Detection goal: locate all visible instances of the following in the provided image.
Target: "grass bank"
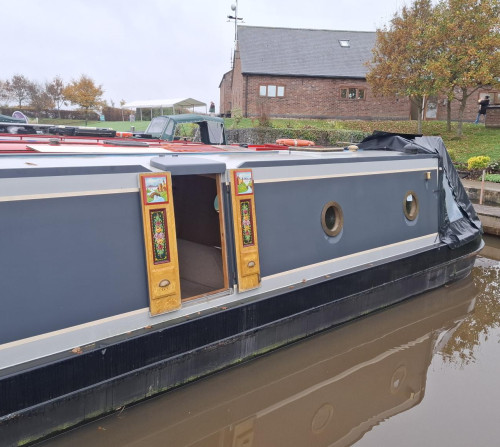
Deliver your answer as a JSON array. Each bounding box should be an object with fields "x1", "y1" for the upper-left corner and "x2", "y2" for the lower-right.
[
  {"x1": 38, "y1": 119, "x2": 150, "y2": 132},
  {"x1": 225, "y1": 118, "x2": 500, "y2": 163}
]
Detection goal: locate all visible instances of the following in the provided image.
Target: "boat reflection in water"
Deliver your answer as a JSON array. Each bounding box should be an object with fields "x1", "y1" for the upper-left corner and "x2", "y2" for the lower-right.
[{"x1": 42, "y1": 275, "x2": 478, "y2": 447}]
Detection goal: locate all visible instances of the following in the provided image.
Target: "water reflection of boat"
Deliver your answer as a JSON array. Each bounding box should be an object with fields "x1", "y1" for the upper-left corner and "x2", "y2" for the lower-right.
[{"x1": 40, "y1": 277, "x2": 476, "y2": 447}]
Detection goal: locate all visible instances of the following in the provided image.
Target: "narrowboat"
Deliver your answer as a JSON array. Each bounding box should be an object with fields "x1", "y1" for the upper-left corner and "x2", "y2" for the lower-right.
[{"x1": 0, "y1": 129, "x2": 482, "y2": 445}]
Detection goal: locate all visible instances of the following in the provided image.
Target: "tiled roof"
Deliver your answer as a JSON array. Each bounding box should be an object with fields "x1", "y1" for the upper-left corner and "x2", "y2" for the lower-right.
[{"x1": 238, "y1": 26, "x2": 376, "y2": 78}]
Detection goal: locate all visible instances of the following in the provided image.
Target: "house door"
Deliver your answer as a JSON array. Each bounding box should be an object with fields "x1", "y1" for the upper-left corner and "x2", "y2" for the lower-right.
[
  {"x1": 425, "y1": 96, "x2": 438, "y2": 120},
  {"x1": 410, "y1": 100, "x2": 419, "y2": 120}
]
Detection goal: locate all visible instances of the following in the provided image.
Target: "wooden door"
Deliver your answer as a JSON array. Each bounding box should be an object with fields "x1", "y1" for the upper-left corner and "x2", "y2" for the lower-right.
[
  {"x1": 139, "y1": 172, "x2": 181, "y2": 315},
  {"x1": 230, "y1": 169, "x2": 261, "y2": 292}
]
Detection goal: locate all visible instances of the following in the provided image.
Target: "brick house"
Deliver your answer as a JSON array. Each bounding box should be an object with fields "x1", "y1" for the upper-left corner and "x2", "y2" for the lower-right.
[{"x1": 219, "y1": 25, "x2": 498, "y2": 121}]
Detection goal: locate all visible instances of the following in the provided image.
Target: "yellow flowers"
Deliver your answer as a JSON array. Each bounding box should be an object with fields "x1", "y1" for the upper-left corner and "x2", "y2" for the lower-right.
[{"x1": 467, "y1": 156, "x2": 491, "y2": 170}]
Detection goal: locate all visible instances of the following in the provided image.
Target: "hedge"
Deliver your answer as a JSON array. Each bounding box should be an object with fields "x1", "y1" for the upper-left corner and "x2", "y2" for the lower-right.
[{"x1": 226, "y1": 128, "x2": 369, "y2": 145}]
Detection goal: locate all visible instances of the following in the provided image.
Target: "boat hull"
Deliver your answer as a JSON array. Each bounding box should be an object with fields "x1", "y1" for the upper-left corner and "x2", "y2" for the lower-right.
[{"x1": 0, "y1": 235, "x2": 481, "y2": 446}]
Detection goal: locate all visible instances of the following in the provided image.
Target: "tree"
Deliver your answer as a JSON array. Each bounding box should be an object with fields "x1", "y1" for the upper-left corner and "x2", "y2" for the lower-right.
[
  {"x1": 431, "y1": 0, "x2": 500, "y2": 136},
  {"x1": 29, "y1": 83, "x2": 55, "y2": 118},
  {"x1": 46, "y1": 76, "x2": 66, "y2": 119},
  {"x1": 7, "y1": 74, "x2": 34, "y2": 109},
  {"x1": 367, "y1": 0, "x2": 500, "y2": 136},
  {"x1": 120, "y1": 99, "x2": 126, "y2": 121},
  {"x1": 0, "y1": 79, "x2": 12, "y2": 106},
  {"x1": 63, "y1": 75, "x2": 105, "y2": 125},
  {"x1": 366, "y1": 0, "x2": 439, "y2": 133}
]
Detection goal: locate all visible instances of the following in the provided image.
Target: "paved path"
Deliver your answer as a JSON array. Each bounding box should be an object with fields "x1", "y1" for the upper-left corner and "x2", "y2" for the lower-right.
[
  {"x1": 462, "y1": 179, "x2": 500, "y2": 194},
  {"x1": 461, "y1": 179, "x2": 500, "y2": 236}
]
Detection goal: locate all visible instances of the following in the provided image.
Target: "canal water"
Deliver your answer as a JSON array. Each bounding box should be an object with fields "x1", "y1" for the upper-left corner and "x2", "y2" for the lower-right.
[{"x1": 40, "y1": 236, "x2": 500, "y2": 447}]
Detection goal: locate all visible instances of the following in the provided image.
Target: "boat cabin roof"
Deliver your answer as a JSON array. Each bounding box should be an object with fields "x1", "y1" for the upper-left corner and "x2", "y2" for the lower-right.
[{"x1": 0, "y1": 142, "x2": 437, "y2": 175}]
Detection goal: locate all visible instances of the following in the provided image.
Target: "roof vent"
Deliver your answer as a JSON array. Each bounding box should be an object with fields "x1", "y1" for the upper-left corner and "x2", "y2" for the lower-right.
[{"x1": 339, "y1": 40, "x2": 350, "y2": 48}]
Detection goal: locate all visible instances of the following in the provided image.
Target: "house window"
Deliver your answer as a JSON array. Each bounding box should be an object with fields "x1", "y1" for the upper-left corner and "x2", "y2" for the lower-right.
[
  {"x1": 259, "y1": 85, "x2": 285, "y2": 98},
  {"x1": 340, "y1": 87, "x2": 365, "y2": 100},
  {"x1": 339, "y1": 40, "x2": 350, "y2": 48},
  {"x1": 480, "y1": 91, "x2": 499, "y2": 104}
]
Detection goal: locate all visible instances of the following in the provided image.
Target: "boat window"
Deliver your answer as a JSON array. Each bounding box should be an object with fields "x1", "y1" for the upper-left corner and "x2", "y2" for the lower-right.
[
  {"x1": 165, "y1": 119, "x2": 175, "y2": 137},
  {"x1": 403, "y1": 191, "x2": 419, "y2": 221},
  {"x1": 321, "y1": 202, "x2": 343, "y2": 237},
  {"x1": 174, "y1": 123, "x2": 196, "y2": 140},
  {"x1": 146, "y1": 116, "x2": 169, "y2": 137}
]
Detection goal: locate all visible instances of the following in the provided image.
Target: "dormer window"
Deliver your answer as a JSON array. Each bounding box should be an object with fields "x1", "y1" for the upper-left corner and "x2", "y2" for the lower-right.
[{"x1": 339, "y1": 40, "x2": 350, "y2": 48}]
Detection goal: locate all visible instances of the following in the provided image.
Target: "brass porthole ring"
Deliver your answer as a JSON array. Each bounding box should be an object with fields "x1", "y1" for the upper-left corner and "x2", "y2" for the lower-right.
[
  {"x1": 403, "y1": 191, "x2": 419, "y2": 221},
  {"x1": 321, "y1": 201, "x2": 343, "y2": 237}
]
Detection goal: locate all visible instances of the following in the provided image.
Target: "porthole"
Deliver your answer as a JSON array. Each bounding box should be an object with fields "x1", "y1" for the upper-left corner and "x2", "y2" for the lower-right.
[
  {"x1": 311, "y1": 403, "x2": 334, "y2": 434},
  {"x1": 390, "y1": 365, "x2": 407, "y2": 394},
  {"x1": 403, "y1": 191, "x2": 419, "y2": 221},
  {"x1": 321, "y1": 201, "x2": 343, "y2": 237}
]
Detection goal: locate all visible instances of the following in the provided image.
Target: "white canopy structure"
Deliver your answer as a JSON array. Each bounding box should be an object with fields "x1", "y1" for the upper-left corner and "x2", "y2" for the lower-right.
[{"x1": 122, "y1": 98, "x2": 207, "y2": 119}]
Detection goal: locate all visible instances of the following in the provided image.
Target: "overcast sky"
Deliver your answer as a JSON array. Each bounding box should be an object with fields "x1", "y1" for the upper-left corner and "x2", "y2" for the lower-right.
[{"x1": 2, "y1": 0, "x2": 408, "y2": 111}]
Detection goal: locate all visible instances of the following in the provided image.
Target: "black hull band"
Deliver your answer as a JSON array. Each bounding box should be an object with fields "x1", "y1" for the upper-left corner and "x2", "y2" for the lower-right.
[{"x1": 0, "y1": 236, "x2": 482, "y2": 445}]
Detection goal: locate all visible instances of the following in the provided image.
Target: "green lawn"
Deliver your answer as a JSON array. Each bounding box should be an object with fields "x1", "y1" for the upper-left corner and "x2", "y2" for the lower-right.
[
  {"x1": 336, "y1": 120, "x2": 500, "y2": 164},
  {"x1": 38, "y1": 117, "x2": 499, "y2": 164},
  {"x1": 38, "y1": 118, "x2": 150, "y2": 132}
]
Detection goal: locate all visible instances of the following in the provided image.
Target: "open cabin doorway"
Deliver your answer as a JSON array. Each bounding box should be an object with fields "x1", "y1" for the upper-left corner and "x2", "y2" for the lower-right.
[{"x1": 171, "y1": 174, "x2": 228, "y2": 300}]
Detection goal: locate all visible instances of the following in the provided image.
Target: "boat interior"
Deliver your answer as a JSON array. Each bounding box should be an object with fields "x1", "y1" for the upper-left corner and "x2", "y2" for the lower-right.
[{"x1": 172, "y1": 174, "x2": 227, "y2": 300}]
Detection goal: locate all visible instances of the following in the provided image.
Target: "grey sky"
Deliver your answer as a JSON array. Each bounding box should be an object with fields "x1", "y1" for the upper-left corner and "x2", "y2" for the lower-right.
[{"x1": 2, "y1": 0, "x2": 407, "y2": 111}]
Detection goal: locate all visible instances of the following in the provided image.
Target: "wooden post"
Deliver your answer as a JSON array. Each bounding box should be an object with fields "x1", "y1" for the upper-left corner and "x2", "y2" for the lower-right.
[{"x1": 480, "y1": 169, "x2": 485, "y2": 205}]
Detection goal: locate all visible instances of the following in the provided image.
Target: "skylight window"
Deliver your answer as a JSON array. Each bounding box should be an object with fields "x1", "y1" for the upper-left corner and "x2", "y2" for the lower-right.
[{"x1": 339, "y1": 40, "x2": 350, "y2": 48}]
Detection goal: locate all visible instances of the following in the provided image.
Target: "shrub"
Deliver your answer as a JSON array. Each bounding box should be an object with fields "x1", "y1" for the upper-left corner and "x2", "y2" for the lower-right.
[
  {"x1": 230, "y1": 108, "x2": 243, "y2": 128},
  {"x1": 467, "y1": 156, "x2": 491, "y2": 170},
  {"x1": 256, "y1": 104, "x2": 272, "y2": 128},
  {"x1": 484, "y1": 173, "x2": 500, "y2": 183},
  {"x1": 488, "y1": 160, "x2": 500, "y2": 173}
]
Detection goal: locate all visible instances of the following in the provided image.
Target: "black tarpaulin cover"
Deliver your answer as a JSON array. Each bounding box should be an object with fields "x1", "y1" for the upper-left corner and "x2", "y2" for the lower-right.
[{"x1": 358, "y1": 131, "x2": 482, "y2": 249}]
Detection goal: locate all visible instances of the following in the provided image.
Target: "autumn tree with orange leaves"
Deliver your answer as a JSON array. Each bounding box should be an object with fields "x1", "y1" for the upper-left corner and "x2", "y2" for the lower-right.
[
  {"x1": 431, "y1": 0, "x2": 500, "y2": 136},
  {"x1": 367, "y1": 0, "x2": 439, "y2": 134},
  {"x1": 63, "y1": 75, "x2": 105, "y2": 125},
  {"x1": 367, "y1": 0, "x2": 500, "y2": 136}
]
